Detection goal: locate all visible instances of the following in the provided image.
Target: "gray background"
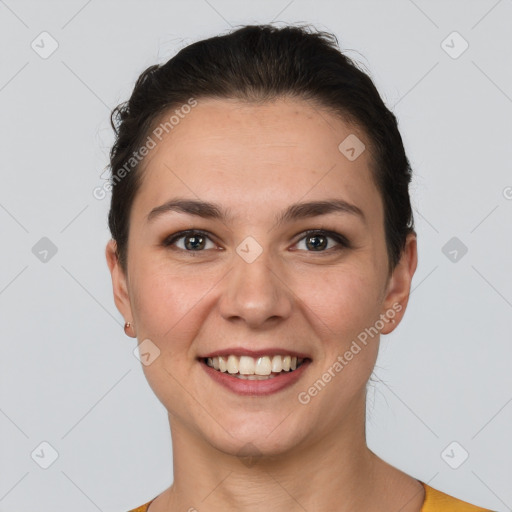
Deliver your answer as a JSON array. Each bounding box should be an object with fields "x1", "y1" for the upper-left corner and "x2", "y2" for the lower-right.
[{"x1": 1, "y1": 0, "x2": 511, "y2": 510}]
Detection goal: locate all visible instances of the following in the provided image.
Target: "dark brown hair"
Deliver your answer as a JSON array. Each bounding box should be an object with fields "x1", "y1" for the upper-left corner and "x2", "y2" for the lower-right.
[{"x1": 107, "y1": 24, "x2": 415, "y2": 273}]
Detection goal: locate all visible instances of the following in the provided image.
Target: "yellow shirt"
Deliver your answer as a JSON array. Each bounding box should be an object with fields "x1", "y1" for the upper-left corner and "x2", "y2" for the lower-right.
[{"x1": 126, "y1": 481, "x2": 495, "y2": 511}]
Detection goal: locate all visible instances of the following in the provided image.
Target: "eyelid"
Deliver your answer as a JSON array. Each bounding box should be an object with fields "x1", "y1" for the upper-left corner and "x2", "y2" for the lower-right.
[
  {"x1": 162, "y1": 229, "x2": 218, "y2": 249},
  {"x1": 162, "y1": 228, "x2": 350, "y2": 253},
  {"x1": 293, "y1": 229, "x2": 351, "y2": 251}
]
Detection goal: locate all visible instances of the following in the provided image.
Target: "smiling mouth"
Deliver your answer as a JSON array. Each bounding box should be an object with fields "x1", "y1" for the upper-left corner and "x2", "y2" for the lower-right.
[{"x1": 202, "y1": 354, "x2": 308, "y2": 380}]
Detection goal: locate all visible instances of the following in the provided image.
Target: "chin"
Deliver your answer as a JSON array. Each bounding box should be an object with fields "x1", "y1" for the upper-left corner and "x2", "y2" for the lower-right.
[
  {"x1": 198, "y1": 411, "x2": 309, "y2": 460},
  {"x1": 210, "y1": 433, "x2": 302, "y2": 462}
]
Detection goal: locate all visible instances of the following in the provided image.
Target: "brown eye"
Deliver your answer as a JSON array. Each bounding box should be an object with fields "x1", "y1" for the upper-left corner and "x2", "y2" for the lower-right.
[
  {"x1": 294, "y1": 230, "x2": 349, "y2": 252},
  {"x1": 163, "y1": 230, "x2": 216, "y2": 252}
]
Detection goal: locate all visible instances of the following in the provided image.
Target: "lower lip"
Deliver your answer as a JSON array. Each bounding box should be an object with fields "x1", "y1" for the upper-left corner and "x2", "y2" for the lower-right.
[{"x1": 200, "y1": 359, "x2": 311, "y2": 396}]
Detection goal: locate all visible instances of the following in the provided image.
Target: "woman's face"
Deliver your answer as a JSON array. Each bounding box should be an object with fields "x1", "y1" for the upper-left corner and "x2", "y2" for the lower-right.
[{"x1": 107, "y1": 96, "x2": 417, "y2": 457}]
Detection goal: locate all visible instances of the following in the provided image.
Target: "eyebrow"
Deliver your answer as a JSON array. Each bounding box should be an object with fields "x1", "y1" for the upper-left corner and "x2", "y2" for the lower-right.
[{"x1": 146, "y1": 197, "x2": 366, "y2": 226}]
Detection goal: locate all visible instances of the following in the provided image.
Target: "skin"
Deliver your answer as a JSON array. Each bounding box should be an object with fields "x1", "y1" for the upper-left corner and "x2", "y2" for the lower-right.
[{"x1": 106, "y1": 96, "x2": 422, "y2": 511}]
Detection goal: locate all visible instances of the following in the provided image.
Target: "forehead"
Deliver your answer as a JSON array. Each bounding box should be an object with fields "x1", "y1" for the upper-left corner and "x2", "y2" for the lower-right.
[{"x1": 132, "y1": 97, "x2": 382, "y2": 228}]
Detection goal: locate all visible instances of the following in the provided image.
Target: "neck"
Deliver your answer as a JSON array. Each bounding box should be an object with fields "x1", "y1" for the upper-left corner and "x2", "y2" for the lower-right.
[{"x1": 162, "y1": 392, "x2": 404, "y2": 511}]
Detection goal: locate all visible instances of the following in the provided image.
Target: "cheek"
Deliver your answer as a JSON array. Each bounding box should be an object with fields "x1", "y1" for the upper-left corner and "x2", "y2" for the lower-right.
[
  {"x1": 130, "y1": 254, "x2": 384, "y2": 349},
  {"x1": 129, "y1": 260, "x2": 217, "y2": 348},
  {"x1": 129, "y1": 265, "x2": 214, "y2": 407},
  {"x1": 296, "y1": 264, "x2": 382, "y2": 340}
]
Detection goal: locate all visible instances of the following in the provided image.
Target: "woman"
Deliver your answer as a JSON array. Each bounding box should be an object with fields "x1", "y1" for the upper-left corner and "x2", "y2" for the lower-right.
[{"x1": 105, "y1": 24, "x2": 494, "y2": 512}]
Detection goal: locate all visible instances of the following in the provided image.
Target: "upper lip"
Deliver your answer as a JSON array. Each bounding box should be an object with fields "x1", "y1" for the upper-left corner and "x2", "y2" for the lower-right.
[{"x1": 199, "y1": 348, "x2": 311, "y2": 359}]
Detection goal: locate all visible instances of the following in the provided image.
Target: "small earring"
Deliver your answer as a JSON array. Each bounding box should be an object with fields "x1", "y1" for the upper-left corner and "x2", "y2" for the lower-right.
[{"x1": 124, "y1": 321, "x2": 133, "y2": 336}]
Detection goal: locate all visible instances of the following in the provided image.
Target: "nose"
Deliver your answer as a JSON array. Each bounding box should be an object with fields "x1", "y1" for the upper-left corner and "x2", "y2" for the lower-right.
[{"x1": 218, "y1": 247, "x2": 293, "y2": 329}]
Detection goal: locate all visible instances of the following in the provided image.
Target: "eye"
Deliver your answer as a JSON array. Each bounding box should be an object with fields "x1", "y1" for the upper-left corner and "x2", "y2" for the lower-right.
[
  {"x1": 162, "y1": 229, "x2": 350, "y2": 255},
  {"x1": 293, "y1": 230, "x2": 350, "y2": 253},
  {"x1": 162, "y1": 230, "x2": 217, "y2": 252}
]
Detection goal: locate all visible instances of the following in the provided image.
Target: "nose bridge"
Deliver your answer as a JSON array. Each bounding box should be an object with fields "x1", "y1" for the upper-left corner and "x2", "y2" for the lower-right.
[{"x1": 218, "y1": 239, "x2": 292, "y2": 327}]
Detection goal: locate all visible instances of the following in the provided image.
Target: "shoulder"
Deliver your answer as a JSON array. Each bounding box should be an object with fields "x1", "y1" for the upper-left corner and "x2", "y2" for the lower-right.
[
  {"x1": 420, "y1": 482, "x2": 495, "y2": 511},
  {"x1": 126, "y1": 497, "x2": 157, "y2": 512}
]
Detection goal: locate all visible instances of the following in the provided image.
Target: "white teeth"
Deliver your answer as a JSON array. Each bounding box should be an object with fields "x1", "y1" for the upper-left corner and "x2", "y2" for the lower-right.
[
  {"x1": 204, "y1": 354, "x2": 305, "y2": 376},
  {"x1": 235, "y1": 374, "x2": 277, "y2": 380},
  {"x1": 227, "y1": 355, "x2": 238, "y2": 374},
  {"x1": 271, "y1": 355, "x2": 282, "y2": 372},
  {"x1": 239, "y1": 355, "x2": 255, "y2": 375},
  {"x1": 255, "y1": 356, "x2": 272, "y2": 375}
]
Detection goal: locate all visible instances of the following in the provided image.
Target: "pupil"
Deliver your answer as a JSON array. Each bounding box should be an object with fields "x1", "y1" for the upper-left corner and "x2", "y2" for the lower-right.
[
  {"x1": 307, "y1": 235, "x2": 326, "y2": 251},
  {"x1": 185, "y1": 235, "x2": 204, "y2": 250}
]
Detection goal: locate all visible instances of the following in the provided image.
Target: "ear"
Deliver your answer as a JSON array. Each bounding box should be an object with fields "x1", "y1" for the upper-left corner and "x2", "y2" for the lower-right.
[
  {"x1": 105, "y1": 239, "x2": 134, "y2": 325},
  {"x1": 379, "y1": 232, "x2": 418, "y2": 335}
]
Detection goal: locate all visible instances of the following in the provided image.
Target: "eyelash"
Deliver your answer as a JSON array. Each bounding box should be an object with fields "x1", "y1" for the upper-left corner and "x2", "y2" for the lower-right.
[{"x1": 161, "y1": 229, "x2": 351, "y2": 255}]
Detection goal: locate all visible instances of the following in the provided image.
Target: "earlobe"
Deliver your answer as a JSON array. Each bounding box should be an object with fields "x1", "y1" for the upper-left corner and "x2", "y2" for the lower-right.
[
  {"x1": 379, "y1": 233, "x2": 418, "y2": 335},
  {"x1": 105, "y1": 239, "x2": 134, "y2": 330}
]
